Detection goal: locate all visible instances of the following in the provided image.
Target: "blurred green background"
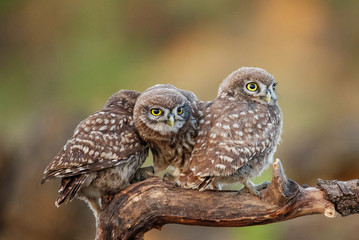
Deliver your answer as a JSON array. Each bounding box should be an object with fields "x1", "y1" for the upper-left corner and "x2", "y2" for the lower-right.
[{"x1": 1, "y1": 0, "x2": 359, "y2": 239}]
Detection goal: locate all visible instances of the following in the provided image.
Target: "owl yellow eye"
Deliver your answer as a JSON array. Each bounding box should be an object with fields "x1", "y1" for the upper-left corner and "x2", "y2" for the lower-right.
[
  {"x1": 177, "y1": 107, "x2": 183, "y2": 115},
  {"x1": 151, "y1": 108, "x2": 162, "y2": 116},
  {"x1": 246, "y1": 82, "x2": 258, "y2": 92}
]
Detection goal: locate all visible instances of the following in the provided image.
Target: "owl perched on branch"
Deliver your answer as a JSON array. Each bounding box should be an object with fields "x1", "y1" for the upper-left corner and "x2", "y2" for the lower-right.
[
  {"x1": 133, "y1": 84, "x2": 201, "y2": 178},
  {"x1": 41, "y1": 90, "x2": 149, "y2": 217},
  {"x1": 178, "y1": 67, "x2": 283, "y2": 196}
]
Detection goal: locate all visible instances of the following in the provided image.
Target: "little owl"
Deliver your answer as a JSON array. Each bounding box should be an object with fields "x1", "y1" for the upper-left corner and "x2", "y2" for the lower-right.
[
  {"x1": 133, "y1": 84, "x2": 201, "y2": 178},
  {"x1": 178, "y1": 67, "x2": 282, "y2": 196},
  {"x1": 41, "y1": 90, "x2": 149, "y2": 218}
]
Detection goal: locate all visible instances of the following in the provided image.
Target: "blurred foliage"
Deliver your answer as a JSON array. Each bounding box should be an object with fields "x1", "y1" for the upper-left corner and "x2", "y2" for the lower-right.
[
  {"x1": 0, "y1": 0, "x2": 359, "y2": 239},
  {"x1": 231, "y1": 224, "x2": 282, "y2": 240}
]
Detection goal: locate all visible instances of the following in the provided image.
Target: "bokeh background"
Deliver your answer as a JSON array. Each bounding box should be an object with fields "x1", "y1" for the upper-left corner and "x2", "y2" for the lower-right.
[{"x1": 1, "y1": 0, "x2": 359, "y2": 239}]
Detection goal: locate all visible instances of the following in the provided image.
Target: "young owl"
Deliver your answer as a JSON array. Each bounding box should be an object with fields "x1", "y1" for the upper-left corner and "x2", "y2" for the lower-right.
[
  {"x1": 133, "y1": 84, "x2": 200, "y2": 177},
  {"x1": 41, "y1": 90, "x2": 149, "y2": 218},
  {"x1": 178, "y1": 67, "x2": 283, "y2": 196}
]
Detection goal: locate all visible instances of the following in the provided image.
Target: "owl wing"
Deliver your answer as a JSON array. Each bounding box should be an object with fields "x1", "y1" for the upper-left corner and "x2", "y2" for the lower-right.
[
  {"x1": 188, "y1": 100, "x2": 258, "y2": 178},
  {"x1": 41, "y1": 91, "x2": 149, "y2": 183}
]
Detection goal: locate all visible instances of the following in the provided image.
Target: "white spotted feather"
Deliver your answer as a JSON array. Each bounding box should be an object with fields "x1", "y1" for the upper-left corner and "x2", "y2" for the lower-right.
[{"x1": 41, "y1": 90, "x2": 149, "y2": 216}]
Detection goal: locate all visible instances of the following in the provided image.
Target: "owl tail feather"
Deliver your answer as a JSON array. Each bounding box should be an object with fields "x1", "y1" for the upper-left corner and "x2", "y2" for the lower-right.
[
  {"x1": 197, "y1": 176, "x2": 214, "y2": 191},
  {"x1": 177, "y1": 169, "x2": 213, "y2": 191},
  {"x1": 55, "y1": 175, "x2": 87, "y2": 207}
]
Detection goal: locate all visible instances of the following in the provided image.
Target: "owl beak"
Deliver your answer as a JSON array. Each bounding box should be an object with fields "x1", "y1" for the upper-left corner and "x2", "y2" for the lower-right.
[
  {"x1": 261, "y1": 90, "x2": 272, "y2": 103},
  {"x1": 167, "y1": 115, "x2": 175, "y2": 127}
]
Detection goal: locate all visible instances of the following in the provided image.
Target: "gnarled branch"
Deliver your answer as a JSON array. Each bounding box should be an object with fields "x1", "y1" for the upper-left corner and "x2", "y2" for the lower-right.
[{"x1": 97, "y1": 159, "x2": 358, "y2": 240}]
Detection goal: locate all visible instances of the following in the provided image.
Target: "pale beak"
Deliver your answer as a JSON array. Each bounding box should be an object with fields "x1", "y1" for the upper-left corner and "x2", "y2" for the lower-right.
[
  {"x1": 261, "y1": 90, "x2": 272, "y2": 103},
  {"x1": 167, "y1": 115, "x2": 175, "y2": 127}
]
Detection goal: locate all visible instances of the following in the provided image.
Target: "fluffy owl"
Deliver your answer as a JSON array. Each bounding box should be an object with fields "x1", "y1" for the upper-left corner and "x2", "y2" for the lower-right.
[
  {"x1": 133, "y1": 84, "x2": 200, "y2": 177},
  {"x1": 41, "y1": 90, "x2": 149, "y2": 217},
  {"x1": 178, "y1": 67, "x2": 282, "y2": 196}
]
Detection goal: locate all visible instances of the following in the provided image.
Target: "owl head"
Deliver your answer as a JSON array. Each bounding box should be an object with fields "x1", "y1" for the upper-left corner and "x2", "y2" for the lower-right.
[
  {"x1": 134, "y1": 85, "x2": 194, "y2": 136},
  {"x1": 218, "y1": 67, "x2": 278, "y2": 105}
]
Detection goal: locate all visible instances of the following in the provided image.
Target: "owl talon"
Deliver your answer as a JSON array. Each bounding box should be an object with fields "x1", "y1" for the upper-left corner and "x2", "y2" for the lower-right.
[
  {"x1": 240, "y1": 186, "x2": 261, "y2": 197},
  {"x1": 239, "y1": 180, "x2": 262, "y2": 197},
  {"x1": 130, "y1": 166, "x2": 155, "y2": 183},
  {"x1": 241, "y1": 181, "x2": 270, "y2": 196},
  {"x1": 163, "y1": 172, "x2": 176, "y2": 182},
  {"x1": 256, "y1": 181, "x2": 270, "y2": 191}
]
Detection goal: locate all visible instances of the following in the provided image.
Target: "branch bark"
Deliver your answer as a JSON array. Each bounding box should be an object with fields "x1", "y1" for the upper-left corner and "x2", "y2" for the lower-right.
[{"x1": 97, "y1": 159, "x2": 359, "y2": 240}]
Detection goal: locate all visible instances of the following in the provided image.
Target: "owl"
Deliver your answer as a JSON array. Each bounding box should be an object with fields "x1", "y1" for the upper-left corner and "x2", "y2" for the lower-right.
[
  {"x1": 41, "y1": 90, "x2": 149, "y2": 217},
  {"x1": 177, "y1": 67, "x2": 282, "y2": 196},
  {"x1": 133, "y1": 84, "x2": 200, "y2": 177}
]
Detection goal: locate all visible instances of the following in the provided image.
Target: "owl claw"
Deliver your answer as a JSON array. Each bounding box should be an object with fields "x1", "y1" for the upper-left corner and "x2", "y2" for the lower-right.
[
  {"x1": 163, "y1": 172, "x2": 176, "y2": 182},
  {"x1": 239, "y1": 180, "x2": 269, "y2": 197},
  {"x1": 130, "y1": 166, "x2": 155, "y2": 183},
  {"x1": 241, "y1": 185, "x2": 261, "y2": 197},
  {"x1": 256, "y1": 181, "x2": 270, "y2": 191}
]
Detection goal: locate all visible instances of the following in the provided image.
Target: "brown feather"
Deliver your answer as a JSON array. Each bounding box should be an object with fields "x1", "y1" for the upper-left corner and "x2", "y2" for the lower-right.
[
  {"x1": 134, "y1": 85, "x2": 200, "y2": 174},
  {"x1": 41, "y1": 90, "x2": 149, "y2": 212},
  {"x1": 178, "y1": 67, "x2": 283, "y2": 191},
  {"x1": 56, "y1": 175, "x2": 88, "y2": 206}
]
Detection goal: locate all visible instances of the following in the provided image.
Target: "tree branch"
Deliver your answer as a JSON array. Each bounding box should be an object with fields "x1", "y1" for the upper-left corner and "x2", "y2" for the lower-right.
[{"x1": 97, "y1": 159, "x2": 358, "y2": 240}]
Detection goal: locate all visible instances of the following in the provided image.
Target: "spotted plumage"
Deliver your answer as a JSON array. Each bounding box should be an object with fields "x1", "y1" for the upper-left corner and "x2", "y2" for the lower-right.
[
  {"x1": 41, "y1": 90, "x2": 149, "y2": 217},
  {"x1": 178, "y1": 67, "x2": 282, "y2": 195},
  {"x1": 133, "y1": 84, "x2": 200, "y2": 177}
]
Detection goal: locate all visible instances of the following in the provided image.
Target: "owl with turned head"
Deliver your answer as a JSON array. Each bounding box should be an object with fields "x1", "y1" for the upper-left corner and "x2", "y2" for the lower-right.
[
  {"x1": 178, "y1": 67, "x2": 282, "y2": 196},
  {"x1": 134, "y1": 84, "x2": 201, "y2": 177},
  {"x1": 41, "y1": 90, "x2": 149, "y2": 218}
]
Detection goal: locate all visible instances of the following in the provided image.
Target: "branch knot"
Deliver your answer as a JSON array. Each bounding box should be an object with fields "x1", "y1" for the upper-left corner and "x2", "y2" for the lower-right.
[{"x1": 317, "y1": 179, "x2": 359, "y2": 216}]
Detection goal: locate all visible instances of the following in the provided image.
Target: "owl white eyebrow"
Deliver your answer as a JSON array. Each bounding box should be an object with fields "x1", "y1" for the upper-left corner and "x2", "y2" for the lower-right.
[{"x1": 147, "y1": 105, "x2": 164, "y2": 110}]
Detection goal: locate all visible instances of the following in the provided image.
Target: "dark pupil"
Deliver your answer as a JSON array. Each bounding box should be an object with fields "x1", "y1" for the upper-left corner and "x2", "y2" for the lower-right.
[
  {"x1": 153, "y1": 109, "x2": 160, "y2": 114},
  {"x1": 178, "y1": 107, "x2": 182, "y2": 113},
  {"x1": 249, "y1": 84, "x2": 256, "y2": 89}
]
